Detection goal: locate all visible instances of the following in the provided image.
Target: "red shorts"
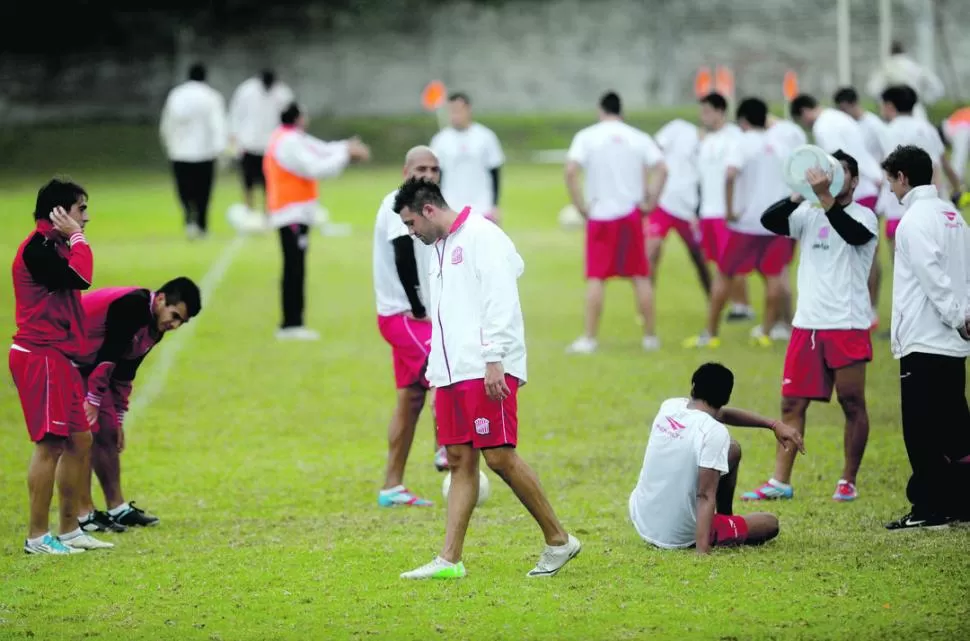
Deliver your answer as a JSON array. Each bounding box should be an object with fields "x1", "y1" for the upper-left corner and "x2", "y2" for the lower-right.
[
  {"x1": 782, "y1": 328, "x2": 873, "y2": 401},
  {"x1": 435, "y1": 375, "x2": 519, "y2": 449},
  {"x1": 885, "y1": 218, "x2": 901, "y2": 241},
  {"x1": 718, "y1": 231, "x2": 794, "y2": 277},
  {"x1": 81, "y1": 376, "x2": 120, "y2": 434},
  {"x1": 855, "y1": 195, "x2": 878, "y2": 213},
  {"x1": 9, "y1": 346, "x2": 89, "y2": 442},
  {"x1": 378, "y1": 314, "x2": 431, "y2": 389},
  {"x1": 699, "y1": 218, "x2": 729, "y2": 262},
  {"x1": 710, "y1": 514, "x2": 749, "y2": 547},
  {"x1": 586, "y1": 209, "x2": 650, "y2": 280},
  {"x1": 644, "y1": 207, "x2": 701, "y2": 251}
]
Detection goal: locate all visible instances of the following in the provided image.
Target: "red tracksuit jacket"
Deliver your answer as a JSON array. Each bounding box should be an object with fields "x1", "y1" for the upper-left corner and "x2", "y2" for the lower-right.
[{"x1": 11, "y1": 219, "x2": 93, "y2": 357}]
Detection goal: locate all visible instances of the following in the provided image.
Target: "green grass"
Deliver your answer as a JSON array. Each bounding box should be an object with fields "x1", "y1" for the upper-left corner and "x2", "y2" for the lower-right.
[{"x1": 0, "y1": 164, "x2": 968, "y2": 641}]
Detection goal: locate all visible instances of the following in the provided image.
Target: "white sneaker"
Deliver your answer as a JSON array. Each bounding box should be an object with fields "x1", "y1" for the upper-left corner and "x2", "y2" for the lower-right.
[
  {"x1": 276, "y1": 327, "x2": 320, "y2": 341},
  {"x1": 23, "y1": 534, "x2": 78, "y2": 555},
  {"x1": 527, "y1": 534, "x2": 581, "y2": 577},
  {"x1": 61, "y1": 533, "x2": 114, "y2": 550},
  {"x1": 400, "y1": 556, "x2": 466, "y2": 579},
  {"x1": 769, "y1": 324, "x2": 791, "y2": 341},
  {"x1": 641, "y1": 336, "x2": 661, "y2": 351},
  {"x1": 566, "y1": 336, "x2": 597, "y2": 354},
  {"x1": 186, "y1": 222, "x2": 202, "y2": 240}
]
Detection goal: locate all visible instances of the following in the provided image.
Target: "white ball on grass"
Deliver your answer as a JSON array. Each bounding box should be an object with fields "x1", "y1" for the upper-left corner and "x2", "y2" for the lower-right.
[{"x1": 442, "y1": 470, "x2": 490, "y2": 507}]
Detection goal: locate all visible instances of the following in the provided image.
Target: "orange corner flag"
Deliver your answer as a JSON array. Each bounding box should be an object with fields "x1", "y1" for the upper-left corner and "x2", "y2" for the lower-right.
[
  {"x1": 714, "y1": 66, "x2": 735, "y2": 99},
  {"x1": 421, "y1": 80, "x2": 447, "y2": 112},
  {"x1": 694, "y1": 67, "x2": 712, "y2": 99},
  {"x1": 783, "y1": 71, "x2": 799, "y2": 102}
]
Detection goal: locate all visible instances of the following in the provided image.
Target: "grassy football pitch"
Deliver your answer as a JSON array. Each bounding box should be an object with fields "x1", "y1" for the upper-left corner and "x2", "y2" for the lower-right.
[{"x1": 0, "y1": 165, "x2": 967, "y2": 640}]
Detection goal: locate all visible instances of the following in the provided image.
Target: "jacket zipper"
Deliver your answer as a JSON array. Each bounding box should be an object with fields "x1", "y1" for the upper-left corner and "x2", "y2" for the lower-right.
[{"x1": 435, "y1": 239, "x2": 453, "y2": 385}]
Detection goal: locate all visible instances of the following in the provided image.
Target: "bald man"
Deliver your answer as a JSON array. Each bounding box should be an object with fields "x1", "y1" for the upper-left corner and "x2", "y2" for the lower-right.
[{"x1": 374, "y1": 147, "x2": 445, "y2": 507}]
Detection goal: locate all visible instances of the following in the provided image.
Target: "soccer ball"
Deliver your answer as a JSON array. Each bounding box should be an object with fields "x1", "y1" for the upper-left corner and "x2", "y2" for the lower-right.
[
  {"x1": 442, "y1": 470, "x2": 491, "y2": 507},
  {"x1": 558, "y1": 204, "x2": 585, "y2": 229}
]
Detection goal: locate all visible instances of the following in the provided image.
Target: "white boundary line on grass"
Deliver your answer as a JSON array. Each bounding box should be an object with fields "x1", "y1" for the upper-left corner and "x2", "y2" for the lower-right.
[{"x1": 122, "y1": 236, "x2": 246, "y2": 431}]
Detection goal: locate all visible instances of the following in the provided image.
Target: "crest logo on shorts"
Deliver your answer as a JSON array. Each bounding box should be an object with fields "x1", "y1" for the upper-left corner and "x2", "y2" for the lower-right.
[
  {"x1": 474, "y1": 417, "x2": 490, "y2": 435},
  {"x1": 451, "y1": 246, "x2": 464, "y2": 264}
]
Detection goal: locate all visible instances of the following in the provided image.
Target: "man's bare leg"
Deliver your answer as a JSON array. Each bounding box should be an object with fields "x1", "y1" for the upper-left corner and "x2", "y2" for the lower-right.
[
  {"x1": 583, "y1": 279, "x2": 606, "y2": 340},
  {"x1": 633, "y1": 277, "x2": 657, "y2": 339},
  {"x1": 482, "y1": 446, "x2": 568, "y2": 546},
  {"x1": 383, "y1": 386, "x2": 426, "y2": 489},
  {"x1": 440, "y1": 444, "x2": 479, "y2": 563},
  {"x1": 56, "y1": 431, "x2": 92, "y2": 535},
  {"x1": 834, "y1": 363, "x2": 870, "y2": 486},
  {"x1": 27, "y1": 437, "x2": 66, "y2": 539},
  {"x1": 92, "y1": 426, "x2": 124, "y2": 510}
]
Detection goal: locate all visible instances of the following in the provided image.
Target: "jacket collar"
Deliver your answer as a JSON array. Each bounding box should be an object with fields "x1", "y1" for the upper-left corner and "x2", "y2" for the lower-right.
[
  {"x1": 35, "y1": 219, "x2": 62, "y2": 243},
  {"x1": 448, "y1": 207, "x2": 472, "y2": 234},
  {"x1": 901, "y1": 184, "x2": 939, "y2": 208}
]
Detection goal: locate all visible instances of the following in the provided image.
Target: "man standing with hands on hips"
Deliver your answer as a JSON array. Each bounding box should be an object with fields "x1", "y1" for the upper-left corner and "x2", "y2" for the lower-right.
[
  {"x1": 393, "y1": 177, "x2": 581, "y2": 579},
  {"x1": 882, "y1": 144, "x2": 970, "y2": 531}
]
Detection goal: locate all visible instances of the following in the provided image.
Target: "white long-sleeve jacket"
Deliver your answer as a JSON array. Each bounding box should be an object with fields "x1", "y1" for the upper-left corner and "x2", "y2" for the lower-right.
[
  {"x1": 426, "y1": 209, "x2": 527, "y2": 388},
  {"x1": 266, "y1": 127, "x2": 350, "y2": 227},
  {"x1": 228, "y1": 77, "x2": 294, "y2": 154},
  {"x1": 891, "y1": 185, "x2": 970, "y2": 359},
  {"x1": 160, "y1": 81, "x2": 228, "y2": 162}
]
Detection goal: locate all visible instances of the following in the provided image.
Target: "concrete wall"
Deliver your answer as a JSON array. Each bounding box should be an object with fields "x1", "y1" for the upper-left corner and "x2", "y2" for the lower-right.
[{"x1": 2, "y1": 0, "x2": 968, "y2": 124}]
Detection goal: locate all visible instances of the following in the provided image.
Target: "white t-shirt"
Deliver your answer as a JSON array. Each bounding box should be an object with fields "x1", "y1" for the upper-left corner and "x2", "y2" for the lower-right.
[
  {"x1": 566, "y1": 119, "x2": 665, "y2": 221},
  {"x1": 372, "y1": 190, "x2": 432, "y2": 317},
  {"x1": 697, "y1": 123, "x2": 743, "y2": 219},
  {"x1": 767, "y1": 119, "x2": 808, "y2": 157},
  {"x1": 858, "y1": 111, "x2": 889, "y2": 163},
  {"x1": 724, "y1": 129, "x2": 789, "y2": 236},
  {"x1": 654, "y1": 119, "x2": 700, "y2": 220},
  {"x1": 629, "y1": 397, "x2": 731, "y2": 549},
  {"x1": 431, "y1": 123, "x2": 504, "y2": 215},
  {"x1": 882, "y1": 115, "x2": 947, "y2": 220},
  {"x1": 811, "y1": 108, "x2": 882, "y2": 200},
  {"x1": 786, "y1": 201, "x2": 879, "y2": 329},
  {"x1": 228, "y1": 77, "x2": 295, "y2": 155}
]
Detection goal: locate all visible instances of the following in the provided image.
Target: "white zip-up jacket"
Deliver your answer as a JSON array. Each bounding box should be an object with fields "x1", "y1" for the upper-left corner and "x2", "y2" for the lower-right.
[
  {"x1": 891, "y1": 185, "x2": 970, "y2": 359},
  {"x1": 427, "y1": 208, "x2": 527, "y2": 388},
  {"x1": 159, "y1": 80, "x2": 228, "y2": 162}
]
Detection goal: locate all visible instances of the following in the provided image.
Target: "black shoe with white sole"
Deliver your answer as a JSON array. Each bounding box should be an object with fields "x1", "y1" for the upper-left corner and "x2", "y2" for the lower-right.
[
  {"x1": 884, "y1": 511, "x2": 952, "y2": 531},
  {"x1": 110, "y1": 502, "x2": 159, "y2": 528},
  {"x1": 80, "y1": 510, "x2": 128, "y2": 533}
]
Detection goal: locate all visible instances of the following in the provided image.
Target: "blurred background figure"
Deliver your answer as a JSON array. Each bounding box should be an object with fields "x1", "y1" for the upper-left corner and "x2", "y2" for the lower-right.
[
  {"x1": 430, "y1": 93, "x2": 505, "y2": 225},
  {"x1": 866, "y1": 41, "x2": 944, "y2": 122},
  {"x1": 941, "y1": 106, "x2": 970, "y2": 196},
  {"x1": 159, "y1": 62, "x2": 228, "y2": 240},
  {"x1": 229, "y1": 69, "x2": 294, "y2": 216}
]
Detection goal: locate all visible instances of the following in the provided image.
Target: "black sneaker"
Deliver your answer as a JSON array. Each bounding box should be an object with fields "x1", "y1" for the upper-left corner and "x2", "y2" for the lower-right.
[
  {"x1": 80, "y1": 510, "x2": 128, "y2": 533},
  {"x1": 110, "y1": 502, "x2": 160, "y2": 528},
  {"x1": 885, "y1": 511, "x2": 952, "y2": 531},
  {"x1": 725, "y1": 309, "x2": 755, "y2": 323}
]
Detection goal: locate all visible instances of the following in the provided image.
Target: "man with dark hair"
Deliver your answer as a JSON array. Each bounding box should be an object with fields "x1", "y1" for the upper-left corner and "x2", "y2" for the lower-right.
[
  {"x1": 229, "y1": 69, "x2": 295, "y2": 214},
  {"x1": 629, "y1": 362, "x2": 803, "y2": 554},
  {"x1": 696, "y1": 92, "x2": 754, "y2": 322},
  {"x1": 373, "y1": 147, "x2": 445, "y2": 508},
  {"x1": 880, "y1": 86, "x2": 964, "y2": 250},
  {"x1": 263, "y1": 101, "x2": 371, "y2": 341},
  {"x1": 833, "y1": 85, "x2": 891, "y2": 327},
  {"x1": 881, "y1": 144, "x2": 970, "y2": 530},
  {"x1": 430, "y1": 92, "x2": 506, "y2": 225},
  {"x1": 160, "y1": 62, "x2": 228, "y2": 240},
  {"x1": 746, "y1": 150, "x2": 877, "y2": 503},
  {"x1": 11, "y1": 179, "x2": 112, "y2": 553},
  {"x1": 393, "y1": 177, "x2": 581, "y2": 579},
  {"x1": 685, "y1": 97, "x2": 791, "y2": 349},
  {"x1": 74, "y1": 277, "x2": 203, "y2": 532},
  {"x1": 565, "y1": 91, "x2": 668, "y2": 354}
]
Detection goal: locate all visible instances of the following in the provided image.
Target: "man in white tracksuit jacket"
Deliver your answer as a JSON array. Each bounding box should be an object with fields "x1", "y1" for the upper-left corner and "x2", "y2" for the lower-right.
[
  {"x1": 882, "y1": 144, "x2": 970, "y2": 531},
  {"x1": 392, "y1": 177, "x2": 582, "y2": 580}
]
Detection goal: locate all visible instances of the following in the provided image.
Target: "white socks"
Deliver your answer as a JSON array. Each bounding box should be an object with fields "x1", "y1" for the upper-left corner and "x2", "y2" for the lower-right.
[
  {"x1": 380, "y1": 486, "x2": 405, "y2": 497},
  {"x1": 768, "y1": 478, "x2": 792, "y2": 490},
  {"x1": 59, "y1": 528, "x2": 83, "y2": 541},
  {"x1": 108, "y1": 503, "x2": 130, "y2": 516},
  {"x1": 27, "y1": 532, "x2": 50, "y2": 546}
]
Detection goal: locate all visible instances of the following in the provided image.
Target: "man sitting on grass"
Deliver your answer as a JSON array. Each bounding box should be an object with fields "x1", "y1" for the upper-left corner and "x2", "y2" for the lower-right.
[{"x1": 629, "y1": 362, "x2": 805, "y2": 554}]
